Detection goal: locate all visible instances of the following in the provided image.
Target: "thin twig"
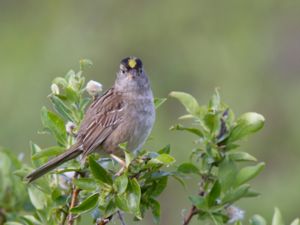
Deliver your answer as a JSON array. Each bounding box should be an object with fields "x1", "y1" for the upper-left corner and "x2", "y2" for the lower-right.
[
  {"x1": 183, "y1": 206, "x2": 198, "y2": 225},
  {"x1": 68, "y1": 172, "x2": 81, "y2": 225},
  {"x1": 117, "y1": 211, "x2": 127, "y2": 225},
  {"x1": 182, "y1": 165, "x2": 213, "y2": 225}
]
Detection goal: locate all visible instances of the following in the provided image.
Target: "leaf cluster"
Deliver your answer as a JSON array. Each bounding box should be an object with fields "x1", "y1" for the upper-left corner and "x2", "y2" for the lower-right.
[{"x1": 170, "y1": 90, "x2": 265, "y2": 224}]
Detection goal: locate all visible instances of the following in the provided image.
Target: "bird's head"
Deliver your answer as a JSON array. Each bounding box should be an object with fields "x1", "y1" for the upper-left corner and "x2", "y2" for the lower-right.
[{"x1": 115, "y1": 56, "x2": 150, "y2": 92}]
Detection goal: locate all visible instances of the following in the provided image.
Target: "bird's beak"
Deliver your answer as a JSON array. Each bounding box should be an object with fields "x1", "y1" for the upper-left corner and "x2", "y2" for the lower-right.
[
  {"x1": 127, "y1": 69, "x2": 137, "y2": 80},
  {"x1": 127, "y1": 73, "x2": 133, "y2": 80}
]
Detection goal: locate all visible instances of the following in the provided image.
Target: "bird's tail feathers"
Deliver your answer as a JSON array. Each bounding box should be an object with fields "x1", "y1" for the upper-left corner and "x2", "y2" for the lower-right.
[{"x1": 25, "y1": 144, "x2": 82, "y2": 183}]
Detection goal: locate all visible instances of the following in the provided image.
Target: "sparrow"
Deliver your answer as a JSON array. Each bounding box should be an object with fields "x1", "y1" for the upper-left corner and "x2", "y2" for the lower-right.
[{"x1": 25, "y1": 56, "x2": 155, "y2": 182}]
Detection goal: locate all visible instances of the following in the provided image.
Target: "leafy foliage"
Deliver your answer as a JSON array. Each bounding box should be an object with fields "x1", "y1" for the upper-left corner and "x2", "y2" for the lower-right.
[
  {"x1": 0, "y1": 60, "x2": 295, "y2": 225},
  {"x1": 1, "y1": 60, "x2": 174, "y2": 225},
  {"x1": 170, "y1": 89, "x2": 266, "y2": 224}
]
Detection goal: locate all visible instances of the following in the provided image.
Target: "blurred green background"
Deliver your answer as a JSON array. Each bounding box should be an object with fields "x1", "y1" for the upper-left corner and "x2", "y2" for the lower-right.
[{"x1": 1, "y1": 0, "x2": 300, "y2": 224}]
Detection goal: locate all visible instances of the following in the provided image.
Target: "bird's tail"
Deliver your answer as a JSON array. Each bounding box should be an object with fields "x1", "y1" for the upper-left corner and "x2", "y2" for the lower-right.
[{"x1": 25, "y1": 144, "x2": 83, "y2": 183}]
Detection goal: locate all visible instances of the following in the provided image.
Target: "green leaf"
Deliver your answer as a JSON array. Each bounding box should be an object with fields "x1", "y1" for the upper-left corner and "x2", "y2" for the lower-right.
[
  {"x1": 209, "y1": 89, "x2": 221, "y2": 110},
  {"x1": 149, "y1": 154, "x2": 176, "y2": 165},
  {"x1": 53, "y1": 77, "x2": 68, "y2": 87},
  {"x1": 40, "y1": 107, "x2": 67, "y2": 146},
  {"x1": 218, "y1": 157, "x2": 238, "y2": 192},
  {"x1": 88, "y1": 157, "x2": 112, "y2": 185},
  {"x1": 32, "y1": 146, "x2": 65, "y2": 160},
  {"x1": 178, "y1": 114, "x2": 195, "y2": 120},
  {"x1": 65, "y1": 86, "x2": 80, "y2": 103},
  {"x1": 250, "y1": 214, "x2": 267, "y2": 225},
  {"x1": 222, "y1": 184, "x2": 250, "y2": 204},
  {"x1": 124, "y1": 151, "x2": 134, "y2": 167},
  {"x1": 49, "y1": 95, "x2": 74, "y2": 122},
  {"x1": 235, "y1": 162, "x2": 265, "y2": 186},
  {"x1": 228, "y1": 112, "x2": 265, "y2": 142},
  {"x1": 272, "y1": 208, "x2": 285, "y2": 225},
  {"x1": 4, "y1": 222, "x2": 24, "y2": 225},
  {"x1": 51, "y1": 188, "x2": 67, "y2": 206},
  {"x1": 113, "y1": 174, "x2": 128, "y2": 194},
  {"x1": 157, "y1": 144, "x2": 171, "y2": 154},
  {"x1": 204, "y1": 112, "x2": 220, "y2": 133},
  {"x1": 149, "y1": 198, "x2": 160, "y2": 224},
  {"x1": 30, "y1": 142, "x2": 42, "y2": 167},
  {"x1": 71, "y1": 193, "x2": 99, "y2": 214},
  {"x1": 154, "y1": 98, "x2": 167, "y2": 109},
  {"x1": 74, "y1": 178, "x2": 97, "y2": 191},
  {"x1": 115, "y1": 195, "x2": 129, "y2": 212},
  {"x1": 169, "y1": 91, "x2": 201, "y2": 116},
  {"x1": 170, "y1": 124, "x2": 203, "y2": 137},
  {"x1": 177, "y1": 162, "x2": 200, "y2": 174},
  {"x1": 127, "y1": 178, "x2": 141, "y2": 216},
  {"x1": 189, "y1": 195, "x2": 207, "y2": 210},
  {"x1": 148, "y1": 176, "x2": 168, "y2": 197},
  {"x1": 228, "y1": 152, "x2": 257, "y2": 162},
  {"x1": 290, "y1": 219, "x2": 300, "y2": 225},
  {"x1": 28, "y1": 185, "x2": 47, "y2": 210},
  {"x1": 244, "y1": 188, "x2": 260, "y2": 198},
  {"x1": 21, "y1": 215, "x2": 42, "y2": 225},
  {"x1": 208, "y1": 181, "x2": 221, "y2": 207},
  {"x1": 104, "y1": 199, "x2": 117, "y2": 218}
]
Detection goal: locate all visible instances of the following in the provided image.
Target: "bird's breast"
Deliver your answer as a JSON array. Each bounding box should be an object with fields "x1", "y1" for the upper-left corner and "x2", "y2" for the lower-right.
[{"x1": 124, "y1": 95, "x2": 155, "y2": 151}]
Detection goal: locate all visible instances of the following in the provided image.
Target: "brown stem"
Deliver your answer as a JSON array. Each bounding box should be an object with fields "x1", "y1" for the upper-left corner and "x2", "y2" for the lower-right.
[
  {"x1": 117, "y1": 211, "x2": 127, "y2": 225},
  {"x1": 182, "y1": 165, "x2": 213, "y2": 225},
  {"x1": 183, "y1": 206, "x2": 198, "y2": 225},
  {"x1": 68, "y1": 172, "x2": 81, "y2": 225}
]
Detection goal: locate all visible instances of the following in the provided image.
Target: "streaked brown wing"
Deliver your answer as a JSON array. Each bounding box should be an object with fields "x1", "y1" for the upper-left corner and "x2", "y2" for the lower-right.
[{"x1": 77, "y1": 88, "x2": 125, "y2": 156}]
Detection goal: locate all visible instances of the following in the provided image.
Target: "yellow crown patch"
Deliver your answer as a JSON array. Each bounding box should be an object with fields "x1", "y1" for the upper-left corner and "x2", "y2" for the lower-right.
[{"x1": 128, "y1": 59, "x2": 137, "y2": 68}]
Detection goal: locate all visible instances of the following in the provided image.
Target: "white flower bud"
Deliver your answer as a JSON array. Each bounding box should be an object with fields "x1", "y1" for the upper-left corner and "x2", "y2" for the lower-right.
[
  {"x1": 66, "y1": 121, "x2": 76, "y2": 134},
  {"x1": 51, "y1": 83, "x2": 60, "y2": 95},
  {"x1": 229, "y1": 112, "x2": 265, "y2": 142},
  {"x1": 86, "y1": 80, "x2": 103, "y2": 96},
  {"x1": 226, "y1": 205, "x2": 245, "y2": 223}
]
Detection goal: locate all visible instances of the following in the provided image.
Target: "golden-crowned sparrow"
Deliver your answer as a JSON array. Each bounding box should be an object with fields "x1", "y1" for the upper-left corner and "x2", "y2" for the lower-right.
[{"x1": 26, "y1": 56, "x2": 155, "y2": 182}]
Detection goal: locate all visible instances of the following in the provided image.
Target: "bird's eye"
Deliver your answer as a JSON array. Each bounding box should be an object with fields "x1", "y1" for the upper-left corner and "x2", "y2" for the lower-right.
[
  {"x1": 138, "y1": 68, "x2": 143, "y2": 74},
  {"x1": 121, "y1": 69, "x2": 125, "y2": 74}
]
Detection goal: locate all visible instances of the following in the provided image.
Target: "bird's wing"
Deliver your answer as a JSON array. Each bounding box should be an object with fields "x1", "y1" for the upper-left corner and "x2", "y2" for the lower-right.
[{"x1": 77, "y1": 88, "x2": 126, "y2": 156}]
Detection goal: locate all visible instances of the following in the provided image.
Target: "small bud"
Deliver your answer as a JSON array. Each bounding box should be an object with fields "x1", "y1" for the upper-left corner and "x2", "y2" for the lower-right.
[
  {"x1": 51, "y1": 83, "x2": 60, "y2": 95},
  {"x1": 240, "y1": 112, "x2": 265, "y2": 131},
  {"x1": 226, "y1": 205, "x2": 245, "y2": 223},
  {"x1": 80, "y1": 59, "x2": 93, "y2": 71},
  {"x1": 66, "y1": 121, "x2": 76, "y2": 134},
  {"x1": 86, "y1": 80, "x2": 103, "y2": 96},
  {"x1": 18, "y1": 152, "x2": 25, "y2": 161},
  {"x1": 228, "y1": 112, "x2": 265, "y2": 142}
]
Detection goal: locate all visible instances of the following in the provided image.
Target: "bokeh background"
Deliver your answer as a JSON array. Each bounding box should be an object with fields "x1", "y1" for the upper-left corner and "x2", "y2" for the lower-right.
[{"x1": 1, "y1": 0, "x2": 300, "y2": 224}]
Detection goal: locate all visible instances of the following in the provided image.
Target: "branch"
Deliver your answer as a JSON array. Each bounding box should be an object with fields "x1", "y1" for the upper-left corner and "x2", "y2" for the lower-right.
[
  {"x1": 183, "y1": 206, "x2": 198, "y2": 225},
  {"x1": 117, "y1": 211, "x2": 127, "y2": 225},
  {"x1": 182, "y1": 166, "x2": 212, "y2": 225},
  {"x1": 67, "y1": 172, "x2": 81, "y2": 225}
]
